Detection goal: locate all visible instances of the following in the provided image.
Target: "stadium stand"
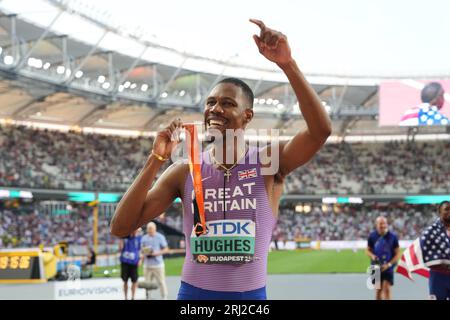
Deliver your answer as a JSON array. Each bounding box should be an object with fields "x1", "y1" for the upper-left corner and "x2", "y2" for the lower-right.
[
  {"x1": 0, "y1": 201, "x2": 438, "y2": 248},
  {"x1": 1, "y1": 124, "x2": 450, "y2": 194}
]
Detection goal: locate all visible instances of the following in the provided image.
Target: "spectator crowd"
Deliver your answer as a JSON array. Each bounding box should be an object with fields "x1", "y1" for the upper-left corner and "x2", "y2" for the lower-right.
[
  {"x1": 0, "y1": 202, "x2": 438, "y2": 248},
  {"x1": 1, "y1": 124, "x2": 449, "y2": 194},
  {"x1": 0, "y1": 124, "x2": 447, "y2": 249},
  {"x1": 273, "y1": 203, "x2": 437, "y2": 242}
]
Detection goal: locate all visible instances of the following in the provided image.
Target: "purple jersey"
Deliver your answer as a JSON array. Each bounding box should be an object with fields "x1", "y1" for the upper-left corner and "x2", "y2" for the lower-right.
[{"x1": 181, "y1": 145, "x2": 276, "y2": 292}]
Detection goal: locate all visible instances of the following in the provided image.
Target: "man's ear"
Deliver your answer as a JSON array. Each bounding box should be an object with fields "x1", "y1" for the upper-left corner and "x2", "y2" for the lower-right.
[{"x1": 244, "y1": 108, "x2": 254, "y2": 125}]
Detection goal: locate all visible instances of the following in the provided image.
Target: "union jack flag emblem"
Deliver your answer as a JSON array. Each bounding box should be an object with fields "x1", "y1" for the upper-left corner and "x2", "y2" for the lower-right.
[{"x1": 238, "y1": 168, "x2": 257, "y2": 180}]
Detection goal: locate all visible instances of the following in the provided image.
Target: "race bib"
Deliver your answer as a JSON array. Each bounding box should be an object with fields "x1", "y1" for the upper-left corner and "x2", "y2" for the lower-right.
[
  {"x1": 190, "y1": 219, "x2": 255, "y2": 264},
  {"x1": 122, "y1": 251, "x2": 136, "y2": 260}
]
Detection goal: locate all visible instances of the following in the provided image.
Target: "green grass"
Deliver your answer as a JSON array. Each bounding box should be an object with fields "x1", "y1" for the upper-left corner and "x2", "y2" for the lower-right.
[
  {"x1": 93, "y1": 249, "x2": 370, "y2": 278},
  {"x1": 93, "y1": 257, "x2": 185, "y2": 278},
  {"x1": 267, "y1": 249, "x2": 368, "y2": 274}
]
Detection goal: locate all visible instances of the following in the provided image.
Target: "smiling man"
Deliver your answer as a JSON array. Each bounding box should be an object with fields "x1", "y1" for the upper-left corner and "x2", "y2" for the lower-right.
[{"x1": 110, "y1": 19, "x2": 332, "y2": 300}]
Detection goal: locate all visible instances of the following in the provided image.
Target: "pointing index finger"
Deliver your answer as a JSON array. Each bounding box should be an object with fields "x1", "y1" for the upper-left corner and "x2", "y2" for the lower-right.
[{"x1": 249, "y1": 18, "x2": 265, "y2": 30}]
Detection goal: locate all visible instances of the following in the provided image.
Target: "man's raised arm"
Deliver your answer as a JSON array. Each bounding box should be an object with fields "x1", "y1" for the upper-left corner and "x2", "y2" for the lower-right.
[{"x1": 250, "y1": 19, "x2": 332, "y2": 176}]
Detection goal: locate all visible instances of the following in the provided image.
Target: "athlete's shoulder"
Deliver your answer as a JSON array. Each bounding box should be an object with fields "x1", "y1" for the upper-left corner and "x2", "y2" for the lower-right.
[
  {"x1": 255, "y1": 141, "x2": 283, "y2": 159},
  {"x1": 388, "y1": 230, "x2": 399, "y2": 240},
  {"x1": 368, "y1": 230, "x2": 378, "y2": 239},
  {"x1": 170, "y1": 159, "x2": 189, "y2": 169},
  {"x1": 399, "y1": 105, "x2": 421, "y2": 126},
  {"x1": 162, "y1": 159, "x2": 189, "y2": 181},
  {"x1": 433, "y1": 218, "x2": 446, "y2": 230},
  {"x1": 156, "y1": 231, "x2": 165, "y2": 238},
  {"x1": 255, "y1": 141, "x2": 283, "y2": 152}
]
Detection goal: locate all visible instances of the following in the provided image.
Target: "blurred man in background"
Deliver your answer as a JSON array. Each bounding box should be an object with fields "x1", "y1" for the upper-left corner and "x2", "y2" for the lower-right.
[
  {"x1": 119, "y1": 228, "x2": 142, "y2": 300},
  {"x1": 399, "y1": 82, "x2": 449, "y2": 126},
  {"x1": 366, "y1": 216, "x2": 401, "y2": 300},
  {"x1": 81, "y1": 245, "x2": 96, "y2": 278},
  {"x1": 141, "y1": 222, "x2": 169, "y2": 300}
]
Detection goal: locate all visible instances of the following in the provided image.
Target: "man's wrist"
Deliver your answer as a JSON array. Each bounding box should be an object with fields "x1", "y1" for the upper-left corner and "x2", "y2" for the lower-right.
[
  {"x1": 277, "y1": 58, "x2": 297, "y2": 71},
  {"x1": 151, "y1": 150, "x2": 169, "y2": 162},
  {"x1": 145, "y1": 153, "x2": 167, "y2": 168}
]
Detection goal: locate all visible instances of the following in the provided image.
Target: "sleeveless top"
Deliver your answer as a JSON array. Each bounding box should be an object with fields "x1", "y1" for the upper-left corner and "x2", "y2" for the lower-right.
[{"x1": 181, "y1": 145, "x2": 276, "y2": 292}]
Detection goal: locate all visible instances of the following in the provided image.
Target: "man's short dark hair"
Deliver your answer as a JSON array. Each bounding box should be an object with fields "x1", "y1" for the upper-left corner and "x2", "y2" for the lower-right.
[
  {"x1": 216, "y1": 77, "x2": 254, "y2": 109},
  {"x1": 438, "y1": 200, "x2": 450, "y2": 213},
  {"x1": 421, "y1": 82, "x2": 443, "y2": 103}
]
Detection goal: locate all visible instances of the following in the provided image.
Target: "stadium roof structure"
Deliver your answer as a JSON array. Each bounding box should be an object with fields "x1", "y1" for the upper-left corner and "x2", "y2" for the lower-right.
[{"x1": 0, "y1": 0, "x2": 449, "y2": 140}]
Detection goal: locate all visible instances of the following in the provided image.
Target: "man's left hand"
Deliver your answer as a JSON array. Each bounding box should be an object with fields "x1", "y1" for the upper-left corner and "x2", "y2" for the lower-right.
[
  {"x1": 250, "y1": 19, "x2": 292, "y2": 66},
  {"x1": 381, "y1": 263, "x2": 391, "y2": 272},
  {"x1": 150, "y1": 251, "x2": 161, "y2": 257}
]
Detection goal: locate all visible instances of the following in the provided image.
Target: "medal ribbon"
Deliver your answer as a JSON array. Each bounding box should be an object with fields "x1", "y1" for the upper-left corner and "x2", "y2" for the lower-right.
[{"x1": 183, "y1": 124, "x2": 207, "y2": 236}]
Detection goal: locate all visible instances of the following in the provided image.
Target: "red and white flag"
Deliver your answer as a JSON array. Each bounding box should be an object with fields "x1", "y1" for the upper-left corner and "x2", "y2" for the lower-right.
[{"x1": 396, "y1": 238, "x2": 430, "y2": 280}]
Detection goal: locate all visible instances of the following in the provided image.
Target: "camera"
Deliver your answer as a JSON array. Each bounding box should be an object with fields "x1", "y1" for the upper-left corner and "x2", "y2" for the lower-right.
[{"x1": 142, "y1": 247, "x2": 154, "y2": 256}]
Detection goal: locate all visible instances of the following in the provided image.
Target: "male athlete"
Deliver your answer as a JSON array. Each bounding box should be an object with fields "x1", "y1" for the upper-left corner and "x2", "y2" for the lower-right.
[
  {"x1": 111, "y1": 19, "x2": 332, "y2": 300},
  {"x1": 427, "y1": 201, "x2": 450, "y2": 300}
]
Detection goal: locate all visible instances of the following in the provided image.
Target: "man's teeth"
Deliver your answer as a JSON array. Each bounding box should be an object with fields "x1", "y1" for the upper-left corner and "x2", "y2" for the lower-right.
[{"x1": 209, "y1": 120, "x2": 224, "y2": 126}]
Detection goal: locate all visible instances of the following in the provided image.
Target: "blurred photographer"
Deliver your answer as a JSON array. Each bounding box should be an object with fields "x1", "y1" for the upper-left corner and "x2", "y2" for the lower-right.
[{"x1": 141, "y1": 222, "x2": 169, "y2": 300}]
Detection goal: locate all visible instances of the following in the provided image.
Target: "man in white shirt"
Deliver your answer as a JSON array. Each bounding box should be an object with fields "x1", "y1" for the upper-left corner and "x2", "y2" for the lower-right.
[{"x1": 140, "y1": 222, "x2": 169, "y2": 299}]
